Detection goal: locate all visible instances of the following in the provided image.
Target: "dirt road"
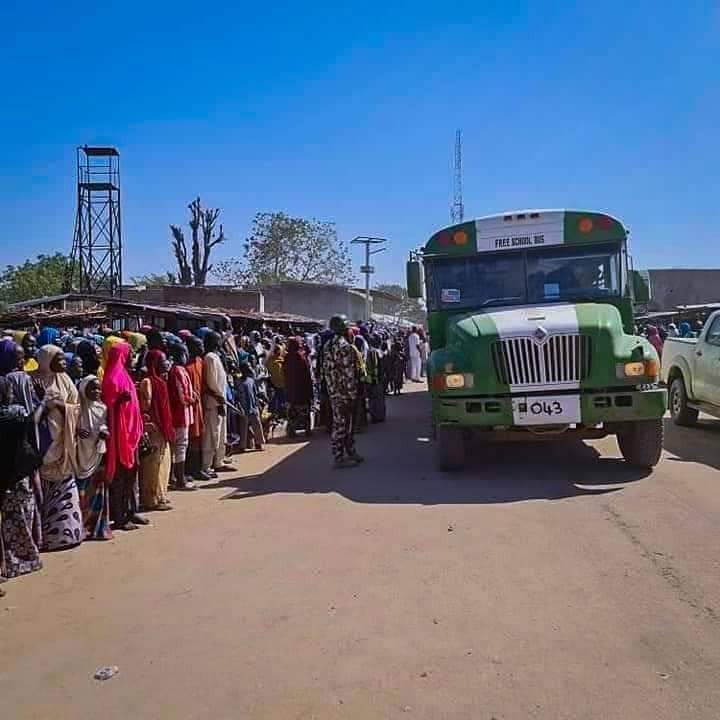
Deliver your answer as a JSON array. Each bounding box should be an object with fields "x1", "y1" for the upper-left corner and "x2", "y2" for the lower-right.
[{"x1": 2, "y1": 386, "x2": 719, "y2": 719}]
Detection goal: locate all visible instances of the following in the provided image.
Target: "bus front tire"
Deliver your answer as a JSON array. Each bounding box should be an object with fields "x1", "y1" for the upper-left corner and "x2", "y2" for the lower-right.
[
  {"x1": 436, "y1": 426, "x2": 466, "y2": 471},
  {"x1": 617, "y1": 419, "x2": 663, "y2": 469}
]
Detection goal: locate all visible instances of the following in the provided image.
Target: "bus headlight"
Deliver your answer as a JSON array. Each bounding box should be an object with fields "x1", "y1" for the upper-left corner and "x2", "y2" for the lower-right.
[
  {"x1": 623, "y1": 362, "x2": 645, "y2": 377},
  {"x1": 618, "y1": 360, "x2": 659, "y2": 380},
  {"x1": 445, "y1": 373, "x2": 473, "y2": 389}
]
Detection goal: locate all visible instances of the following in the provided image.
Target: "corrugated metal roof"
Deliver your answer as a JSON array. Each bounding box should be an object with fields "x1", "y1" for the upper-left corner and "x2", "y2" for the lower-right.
[
  {"x1": 104, "y1": 299, "x2": 321, "y2": 325},
  {"x1": 5, "y1": 295, "x2": 323, "y2": 327},
  {"x1": 8, "y1": 293, "x2": 111, "y2": 309}
]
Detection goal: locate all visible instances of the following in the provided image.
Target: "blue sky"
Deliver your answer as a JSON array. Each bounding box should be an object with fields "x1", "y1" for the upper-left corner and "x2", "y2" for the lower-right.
[{"x1": 1, "y1": 1, "x2": 718, "y2": 285}]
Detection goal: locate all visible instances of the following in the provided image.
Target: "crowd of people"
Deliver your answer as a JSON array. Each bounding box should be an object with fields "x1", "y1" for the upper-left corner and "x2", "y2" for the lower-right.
[
  {"x1": 0, "y1": 314, "x2": 428, "y2": 595},
  {"x1": 637, "y1": 316, "x2": 708, "y2": 357}
]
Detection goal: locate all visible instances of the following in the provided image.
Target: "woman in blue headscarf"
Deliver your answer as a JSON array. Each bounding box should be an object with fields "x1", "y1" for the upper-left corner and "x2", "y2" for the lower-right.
[
  {"x1": 37, "y1": 326, "x2": 60, "y2": 347},
  {"x1": 0, "y1": 337, "x2": 19, "y2": 376},
  {"x1": 679, "y1": 321, "x2": 692, "y2": 338},
  {"x1": 66, "y1": 353, "x2": 84, "y2": 385}
]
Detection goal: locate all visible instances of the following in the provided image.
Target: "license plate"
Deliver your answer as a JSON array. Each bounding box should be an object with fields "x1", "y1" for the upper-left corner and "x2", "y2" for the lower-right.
[{"x1": 512, "y1": 394, "x2": 581, "y2": 425}]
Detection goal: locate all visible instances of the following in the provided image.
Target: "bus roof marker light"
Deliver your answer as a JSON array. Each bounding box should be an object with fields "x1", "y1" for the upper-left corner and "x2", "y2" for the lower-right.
[
  {"x1": 597, "y1": 215, "x2": 613, "y2": 230},
  {"x1": 453, "y1": 230, "x2": 468, "y2": 246},
  {"x1": 578, "y1": 217, "x2": 594, "y2": 233}
]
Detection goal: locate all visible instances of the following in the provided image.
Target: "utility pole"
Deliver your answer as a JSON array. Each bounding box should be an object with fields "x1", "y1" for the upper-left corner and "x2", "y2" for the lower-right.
[
  {"x1": 451, "y1": 129, "x2": 464, "y2": 224},
  {"x1": 351, "y1": 236, "x2": 388, "y2": 322}
]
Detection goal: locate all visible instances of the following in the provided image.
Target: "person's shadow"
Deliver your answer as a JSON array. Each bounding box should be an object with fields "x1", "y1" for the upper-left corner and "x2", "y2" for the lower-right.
[
  {"x1": 203, "y1": 391, "x2": 650, "y2": 506},
  {"x1": 662, "y1": 417, "x2": 720, "y2": 472}
]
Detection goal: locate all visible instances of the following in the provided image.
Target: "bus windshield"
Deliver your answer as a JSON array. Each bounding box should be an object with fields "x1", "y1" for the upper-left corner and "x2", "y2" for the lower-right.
[{"x1": 426, "y1": 243, "x2": 621, "y2": 311}]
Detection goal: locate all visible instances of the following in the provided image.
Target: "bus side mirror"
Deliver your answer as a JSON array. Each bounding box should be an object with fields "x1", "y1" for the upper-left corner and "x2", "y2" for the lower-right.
[
  {"x1": 407, "y1": 260, "x2": 423, "y2": 299},
  {"x1": 631, "y1": 270, "x2": 651, "y2": 303}
]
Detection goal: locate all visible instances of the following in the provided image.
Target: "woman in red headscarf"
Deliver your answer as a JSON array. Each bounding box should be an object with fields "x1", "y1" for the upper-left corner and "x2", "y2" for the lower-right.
[
  {"x1": 102, "y1": 341, "x2": 144, "y2": 531},
  {"x1": 137, "y1": 349, "x2": 175, "y2": 512},
  {"x1": 645, "y1": 325, "x2": 664, "y2": 357},
  {"x1": 184, "y1": 335, "x2": 205, "y2": 478}
]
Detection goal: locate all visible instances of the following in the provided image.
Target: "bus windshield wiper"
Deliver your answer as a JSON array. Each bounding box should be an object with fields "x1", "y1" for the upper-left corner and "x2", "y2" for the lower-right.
[
  {"x1": 562, "y1": 293, "x2": 611, "y2": 303},
  {"x1": 479, "y1": 297, "x2": 523, "y2": 307}
]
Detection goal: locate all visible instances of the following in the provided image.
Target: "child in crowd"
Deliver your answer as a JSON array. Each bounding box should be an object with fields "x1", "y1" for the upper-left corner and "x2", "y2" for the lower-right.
[
  {"x1": 76, "y1": 376, "x2": 112, "y2": 540},
  {"x1": 237, "y1": 362, "x2": 266, "y2": 451}
]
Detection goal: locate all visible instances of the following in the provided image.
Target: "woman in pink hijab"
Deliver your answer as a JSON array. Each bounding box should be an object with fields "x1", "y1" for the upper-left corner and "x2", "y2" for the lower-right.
[{"x1": 101, "y1": 341, "x2": 144, "y2": 531}]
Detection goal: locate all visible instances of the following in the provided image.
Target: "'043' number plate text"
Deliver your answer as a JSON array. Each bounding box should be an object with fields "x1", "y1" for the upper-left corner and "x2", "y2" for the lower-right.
[{"x1": 512, "y1": 394, "x2": 581, "y2": 426}]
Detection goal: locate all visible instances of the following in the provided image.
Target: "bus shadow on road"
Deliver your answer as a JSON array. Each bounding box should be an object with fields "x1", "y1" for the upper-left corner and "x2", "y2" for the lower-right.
[
  {"x1": 662, "y1": 417, "x2": 720, "y2": 472},
  {"x1": 204, "y1": 432, "x2": 650, "y2": 506}
]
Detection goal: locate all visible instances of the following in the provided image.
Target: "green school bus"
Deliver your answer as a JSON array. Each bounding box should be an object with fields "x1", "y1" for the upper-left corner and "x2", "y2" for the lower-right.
[{"x1": 407, "y1": 209, "x2": 666, "y2": 471}]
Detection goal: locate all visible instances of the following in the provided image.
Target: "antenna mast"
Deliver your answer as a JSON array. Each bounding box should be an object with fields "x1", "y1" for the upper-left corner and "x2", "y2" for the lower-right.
[{"x1": 451, "y1": 129, "x2": 464, "y2": 223}]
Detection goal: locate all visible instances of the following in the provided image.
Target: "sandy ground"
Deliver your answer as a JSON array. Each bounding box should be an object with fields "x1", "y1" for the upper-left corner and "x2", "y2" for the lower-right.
[{"x1": 1, "y1": 384, "x2": 719, "y2": 720}]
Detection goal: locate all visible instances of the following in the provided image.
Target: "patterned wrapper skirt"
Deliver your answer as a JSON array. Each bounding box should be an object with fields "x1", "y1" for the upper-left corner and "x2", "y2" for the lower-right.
[
  {"x1": 41, "y1": 477, "x2": 84, "y2": 551},
  {"x1": 139, "y1": 428, "x2": 171, "y2": 511},
  {"x1": 1, "y1": 479, "x2": 43, "y2": 579},
  {"x1": 77, "y1": 470, "x2": 113, "y2": 541}
]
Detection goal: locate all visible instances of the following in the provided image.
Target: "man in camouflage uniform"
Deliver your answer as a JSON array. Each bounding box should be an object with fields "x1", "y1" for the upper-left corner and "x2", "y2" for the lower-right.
[{"x1": 322, "y1": 315, "x2": 364, "y2": 468}]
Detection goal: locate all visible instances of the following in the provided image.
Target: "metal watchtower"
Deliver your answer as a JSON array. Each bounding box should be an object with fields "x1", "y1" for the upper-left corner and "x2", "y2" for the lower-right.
[{"x1": 67, "y1": 146, "x2": 123, "y2": 296}]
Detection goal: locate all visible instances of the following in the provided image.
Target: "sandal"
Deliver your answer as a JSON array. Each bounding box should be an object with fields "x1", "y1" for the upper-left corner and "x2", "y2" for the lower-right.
[{"x1": 175, "y1": 482, "x2": 198, "y2": 492}]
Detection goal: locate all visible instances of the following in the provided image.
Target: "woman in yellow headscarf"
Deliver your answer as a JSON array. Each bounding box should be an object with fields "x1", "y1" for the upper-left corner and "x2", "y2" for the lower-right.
[
  {"x1": 122, "y1": 331, "x2": 147, "y2": 354},
  {"x1": 13, "y1": 331, "x2": 39, "y2": 373},
  {"x1": 99, "y1": 336, "x2": 127, "y2": 380}
]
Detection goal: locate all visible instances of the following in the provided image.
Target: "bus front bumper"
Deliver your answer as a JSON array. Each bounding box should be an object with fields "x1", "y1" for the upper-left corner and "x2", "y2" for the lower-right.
[{"x1": 433, "y1": 388, "x2": 667, "y2": 428}]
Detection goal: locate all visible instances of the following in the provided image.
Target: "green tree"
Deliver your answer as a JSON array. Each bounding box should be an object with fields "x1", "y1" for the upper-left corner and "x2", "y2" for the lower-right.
[
  {"x1": 170, "y1": 197, "x2": 226, "y2": 286},
  {"x1": 0, "y1": 253, "x2": 70, "y2": 305},
  {"x1": 130, "y1": 271, "x2": 178, "y2": 286},
  {"x1": 374, "y1": 283, "x2": 426, "y2": 325},
  {"x1": 214, "y1": 212, "x2": 355, "y2": 287}
]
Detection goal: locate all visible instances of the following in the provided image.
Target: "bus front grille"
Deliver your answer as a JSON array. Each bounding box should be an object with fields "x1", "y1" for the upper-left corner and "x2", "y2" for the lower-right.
[{"x1": 492, "y1": 334, "x2": 592, "y2": 387}]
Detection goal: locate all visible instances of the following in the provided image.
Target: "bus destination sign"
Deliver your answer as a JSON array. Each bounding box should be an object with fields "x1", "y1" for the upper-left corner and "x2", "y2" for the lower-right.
[{"x1": 475, "y1": 213, "x2": 564, "y2": 253}]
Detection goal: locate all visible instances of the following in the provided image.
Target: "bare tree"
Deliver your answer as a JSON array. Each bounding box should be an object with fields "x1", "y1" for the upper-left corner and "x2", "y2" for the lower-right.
[
  {"x1": 170, "y1": 227, "x2": 193, "y2": 285},
  {"x1": 170, "y1": 197, "x2": 226, "y2": 286}
]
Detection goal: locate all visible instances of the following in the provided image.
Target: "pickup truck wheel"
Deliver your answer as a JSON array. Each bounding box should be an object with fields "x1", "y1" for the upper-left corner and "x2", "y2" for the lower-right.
[
  {"x1": 617, "y1": 419, "x2": 664, "y2": 469},
  {"x1": 436, "y1": 426, "x2": 466, "y2": 471},
  {"x1": 669, "y1": 378, "x2": 698, "y2": 426}
]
